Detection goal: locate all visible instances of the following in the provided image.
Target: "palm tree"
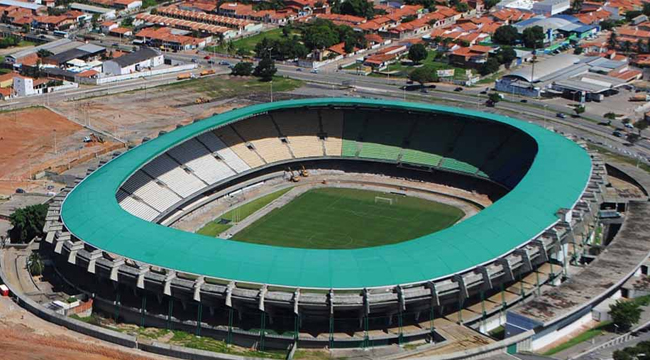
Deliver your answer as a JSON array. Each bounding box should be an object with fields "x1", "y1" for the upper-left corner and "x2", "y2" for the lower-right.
[{"x1": 28, "y1": 252, "x2": 44, "y2": 276}]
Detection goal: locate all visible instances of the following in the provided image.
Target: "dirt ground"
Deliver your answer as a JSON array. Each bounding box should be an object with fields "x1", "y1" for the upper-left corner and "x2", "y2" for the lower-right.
[
  {"x1": 0, "y1": 297, "x2": 167, "y2": 360},
  {"x1": 51, "y1": 84, "x2": 258, "y2": 146},
  {"x1": 0, "y1": 107, "x2": 117, "y2": 196}
]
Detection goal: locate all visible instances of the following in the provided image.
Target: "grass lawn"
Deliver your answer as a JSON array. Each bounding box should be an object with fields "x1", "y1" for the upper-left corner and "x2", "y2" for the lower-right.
[
  {"x1": 166, "y1": 75, "x2": 303, "y2": 98},
  {"x1": 543, "y1": 321, "x2": 612, "y2": 356},
  {"x1": 231, "y1": 187, "x2": 464, "y2": 249},
  {"x1": 197, "y1": 187, "x2": 293, "y2": 237},
  {"x1": 372, "y1": 51, "x2": 472, "y2": 80},
  {"x1": 169, "y1": 330, "x2": 285, "y2": 358},
  {"x1": 207, "y1": 28, "x2": 286, "y2": 55}
]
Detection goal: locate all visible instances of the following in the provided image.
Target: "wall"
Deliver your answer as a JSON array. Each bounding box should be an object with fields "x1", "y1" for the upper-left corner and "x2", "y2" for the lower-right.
[{"x1": 77, "y1": 63, "x2": 197, "y2": 85}]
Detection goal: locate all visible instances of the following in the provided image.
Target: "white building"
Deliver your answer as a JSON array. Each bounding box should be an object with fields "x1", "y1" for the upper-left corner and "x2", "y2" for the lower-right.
[
  {"x1": 103, "y1": 47, "x2": 164, "y2": 75},
  {"x1": 70, "y1": 3, "x2": 117, "y2": 19},
  {"x1": 13, "y1": 76, "x2": 34, "y2": 96},
  {"x1": 532, "y1": 0, "x2": 571, "y2": 15}
]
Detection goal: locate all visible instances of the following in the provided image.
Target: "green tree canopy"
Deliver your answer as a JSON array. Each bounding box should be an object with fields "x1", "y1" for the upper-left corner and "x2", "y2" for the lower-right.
[
  {"x1": 409, "y1": 66, "x2": 439, "y2": 85},
  {"x1": 303, "y1": 21, "x2": 340, "y2": 50},
  {"x1": 9, "y1": 204, "x2": 48, "y2": 243},
  {"x1": 496, "y1": 46, "x2": 516, "y2": 66},
  {"x1": 479, "y1": 57, "x2": 500, "y2": 76},
  {"x1": 253, "y1": 57, "x2": 277, "y2": 81},
  {"x1": 522, "y1": 26, "x2": 545, "y2": 49},
  {"x1": 28, "y1": 252, "x2": 44, "y2": 276},
  {"x1": 408, "y1": 43, "x2": 428, "y2": 64},
  {"x1": 231, "y1": 62, "x2": 253, "y2": 76},
  {"x1": 485, "y1": 0, "x2": 500, "y2": 9},
  {"x1": 404, "y1": 0, "x2": 436, "y2": 10},
  {"x1": 334, "y1": 0, "x2": 375, "y2": 19},
  {"x1": 493, "y1": 25, "x2": 520, "y2": 46},
  {"x1": 610, "y1": 300, "x2": 642, "y2": 332}
]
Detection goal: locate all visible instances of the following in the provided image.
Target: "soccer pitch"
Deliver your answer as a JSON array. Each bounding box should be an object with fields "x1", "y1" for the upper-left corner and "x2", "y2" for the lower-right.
[{"x1": 231, "y1": 188, "x2": 465, "y2": 249}]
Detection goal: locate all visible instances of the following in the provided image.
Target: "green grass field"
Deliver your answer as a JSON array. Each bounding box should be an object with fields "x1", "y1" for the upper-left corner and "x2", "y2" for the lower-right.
[
  {"x1": 197, "y1": 187, "x2": 293, "y2": 237},
  {"x1": 231, "y1": 188, "x2": 464, "y2": 249}
]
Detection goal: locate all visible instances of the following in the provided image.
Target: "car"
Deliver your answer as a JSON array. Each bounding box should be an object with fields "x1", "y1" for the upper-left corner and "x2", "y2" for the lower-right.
[
  {"x1": 624, "y1": 122, "x2": 634, "y2": 129},
  {"x1": 598, "y1": 120, "x2": 612, "y2": 126},
  {"x1": 296, "y1": 68, "x2": 302, "y2": 72},
  {"x1": 191, "y1": 58, "x2": 197, "y2": 63},
  {"x1": 454, "y1": 87, "x2": 463, "y2": 92},
  {"x1": 207, "y1": 60, "x2": 215, "y2": 64},
  {"x1": 420, "y1": 88, "x2": 428, "y2": 93},
  {"x1": 428, "y1": 84, "x2": 436, "y2": 89},
  {"x1": 613, "y1": 130, "x2": 623, "y2": 137},
  {"x1": 219, "y1": 61, "x2": 231, "y2": 66},
  {"x1": 406, "y1": 80, "x2": 413, "y2": 84},
  {"x1": 310, "y1": 69, "x2": 319, "y2": 74},
  {"x1": 556, "y1": 113, "x2": 566, "y2": 119},
  {"x1": 204, "y1": 55, "x2": 211, "y2": 60},
  {"x1": 485, "y1": 100, "x2": 495, "y2": 107},
  {"x1": 480, "y1": 91, "x2": 487, "y2": 94},
  {"x1": 112, "y1": 43, "x2": 119, "y2": 47},
  {"x1": 15, "y1": 188, "x2": 25, "y2": 194},
  {"x1": 83, "y1": 136, "x2": 92, "y2": 143}
]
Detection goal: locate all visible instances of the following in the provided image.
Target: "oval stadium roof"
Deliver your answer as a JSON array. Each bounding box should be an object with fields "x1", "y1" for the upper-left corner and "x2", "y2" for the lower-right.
[{"x1": 60, "y1": 98, "x2": 592, "y2": 289}]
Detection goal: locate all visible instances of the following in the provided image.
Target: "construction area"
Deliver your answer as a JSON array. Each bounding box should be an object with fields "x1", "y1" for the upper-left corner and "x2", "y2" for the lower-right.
[{"x1": 0, "y1": 107, "x2": 118, "y2": 197}]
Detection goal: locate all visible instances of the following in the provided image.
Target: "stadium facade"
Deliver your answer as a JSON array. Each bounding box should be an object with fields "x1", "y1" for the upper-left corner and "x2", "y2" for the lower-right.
[{"x1": 44, "y1": 98, "x2": 603, "y2": 349}]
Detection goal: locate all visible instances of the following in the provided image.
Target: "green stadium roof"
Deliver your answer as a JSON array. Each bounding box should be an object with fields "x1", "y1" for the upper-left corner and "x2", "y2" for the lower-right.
[{"x1": 60, "y1": 98, "x2": 591, "y2": 289}]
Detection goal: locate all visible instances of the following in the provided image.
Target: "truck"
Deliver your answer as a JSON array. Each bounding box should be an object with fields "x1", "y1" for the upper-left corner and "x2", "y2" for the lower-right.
[
  {"x1": 630, "y1": 94, "x2": 650, "y2": 102},
  {"x1": 177, "y1": 73, "x2": 192, "y2": 80},
  {"x1": 200, "y1": 69, "x2": 216, "y2": 76}
]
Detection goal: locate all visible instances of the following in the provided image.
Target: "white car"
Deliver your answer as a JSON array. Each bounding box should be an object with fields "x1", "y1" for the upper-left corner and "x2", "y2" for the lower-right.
[{"x1": 624, "y1": 123, "x2": 634, "y2": 129}]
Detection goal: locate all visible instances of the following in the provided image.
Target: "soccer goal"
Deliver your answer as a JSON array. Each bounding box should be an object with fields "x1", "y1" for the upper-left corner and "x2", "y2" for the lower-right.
[{"x1": 374, "y1": 196, "x2": 394, "y2": 205}]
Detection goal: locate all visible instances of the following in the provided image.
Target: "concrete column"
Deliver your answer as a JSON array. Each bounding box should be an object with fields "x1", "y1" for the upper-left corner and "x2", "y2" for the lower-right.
[
  {"x1": 498, "y1": 258, "x2": 514, "y2": 282},
  {"x1": 54, "y1": 232, "x2": 70, "y2": 254},
  {"x1": 163, "y1": 270, "x2": 176, "y2": 296},
  {"x1": 225, "y1": 281, "x2": 235, "y2": 307},
  {"x1": 136, "y1": 264, "x2": 150, "y2": 289},
  {"x1": 293, "y1": 288, "x2": 300, "y2": 316},
  {"x1": 193, "y1": 276, "x2": 204, "y2": 302},
  {"x1": 87, "y1": 250, "x2": 102, "y2": 274},
  {"x1": 258, "y1": 284, "x2": 267, "y2": 312},
  {"x1": 109, "y1": 258, "x2": 125, "y2": 282},
  {"x1": 67, "y1": 241, "x2": 84, "y2": 264},
  {"x1": 478, "y1": 266, "x2": 492, "y2": 290}
]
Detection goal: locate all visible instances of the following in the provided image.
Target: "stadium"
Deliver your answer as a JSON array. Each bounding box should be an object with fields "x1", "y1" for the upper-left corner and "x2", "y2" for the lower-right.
[{"x1": 44, "y1": 98, "x2": 602, "y2": 350}]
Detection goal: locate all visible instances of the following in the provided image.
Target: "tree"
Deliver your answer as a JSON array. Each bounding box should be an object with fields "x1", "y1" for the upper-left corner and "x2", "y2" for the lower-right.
[
  {"x1": 644, "y1": 2, "x2": 650, "y2": 16},
  {"x1": 28, "y1": 252, "x2": 44, "y2": 276},
  {"x1": 253, "y1": 57, "x2": 277, "y2": 81},
  {"x1": 637, "y1": 39, "x2": 646, "y2": 54},
  {"x1": 405, "y1": 0, "x2": 436, "y2": 10},
  {"x1": 572, "y1": 0, "x2": 583, "y2": 13},
  {"x1": 485, "y1": 0, "x2": 500, "y2": 9},
  {"x1": 408, "y1": 43, "x2": 428, "y2": 64},
  {"x1": 522, "y1": 26, "x2": 545, "y2": 49},
  {"x1": 121, "y1": 16, "x2": 134, "y2": 28},
  {"x1": 479, "y1": 57, "x2": 500, "y2": 76},
  {"x1": 303, "y1": 21, "x2": 339, "y2": 50},
  {"x1": 635, "y1": 120, "x2": 649, "y2": 135},
  {"x1": 409, "y1": 66, "x2": 438, "y2": 85},
  {"x1": 600, "y1": 19, "x2": 616, "y2": 31},
  {"x1": 574, "y1": 46, "x2": 584, "y2": 54},
  {"x1": 610, "y1": 300, "x2": 642, "y2": 332},
  {"x1": 337, "y1": 0, "x2": 375, "y2": 19},
  {"x1": 455, "y1": 2, "x2": 469, "y2": 12},
  {"x1": 608, "y1": 31, "x2": 618, "y2": 49},
  {"x1": 91, "y1": 13, "x2": 100, "y2": 30},
  {"x1": 231, "y1": 62, "x2": 253, "y2": 76},
  {"x1": 488, "y1": 93, "x2": 501, "y2": 103},
  {"x1": 9, "y1": 204, "x2": 48, "y2": 243},
  {"x1": 496, "y1": 46, "x2": 517, "y2": 67},
  {"x1": 574, "y1": 105, "x2": 585, "y2": 116},
  {"x1": 493, "y1": 25, "x2": 519, "y2": 46},
  {"x1": 622, "y1": 40, "x2": 633, "y2": 55}
]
